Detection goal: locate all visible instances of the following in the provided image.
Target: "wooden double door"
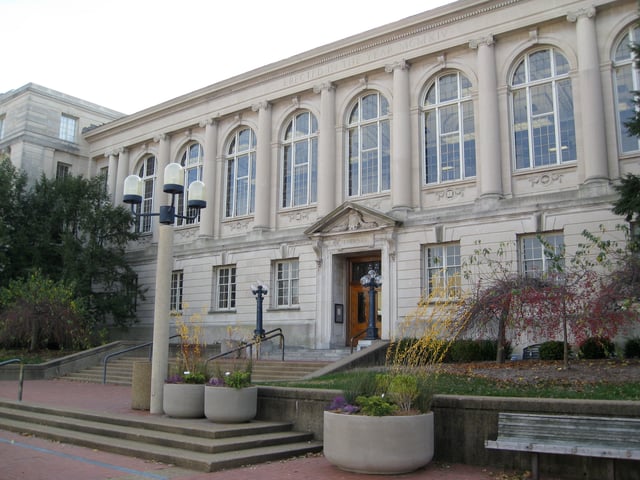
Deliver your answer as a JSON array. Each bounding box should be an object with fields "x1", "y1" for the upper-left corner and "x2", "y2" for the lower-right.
[{"x1": 347, "y1": 256, "x2": 381, "y2": 347}]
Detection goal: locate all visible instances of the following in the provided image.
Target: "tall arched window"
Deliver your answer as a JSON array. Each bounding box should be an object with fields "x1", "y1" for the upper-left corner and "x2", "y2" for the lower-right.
[
  {"x1": 225, "y1": 127, "x2": 256, "y2": 218},
  {"x1": 347, "y1": 92, "x2": 390, "y2": 197},
  {"x1": 423, "y1": 72, "x2": 476, "y2": 184},
  {"x1": 511, "y1": 48, "x2": 576, "y2": 169},
  {"x1": 135, "y1": 156, "x2": 156, "y2": 233},
  {"x1": 281, "y1": 111, "x2": 318, "y2": 208},
  {"x1": 177, "y1": 142, "x2": 204, "y2": 226},
  {"x1": 613, "y1": 26, "x2": 640, "y2": 153}
]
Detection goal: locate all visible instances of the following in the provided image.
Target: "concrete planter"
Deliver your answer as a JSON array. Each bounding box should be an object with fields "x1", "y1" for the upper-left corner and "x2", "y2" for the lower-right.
[
  {"x1": 162, "y1": 383, "x2": 204, "y2": 418},
  {"x1": 204, "y1": 386, "x2": 258, "y2": 423},
  {"x1": 323, "y1": 410, "x2": 434, "y2": 474}
]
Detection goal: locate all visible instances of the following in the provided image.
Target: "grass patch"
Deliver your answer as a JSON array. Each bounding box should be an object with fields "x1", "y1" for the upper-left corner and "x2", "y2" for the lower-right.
[
  {"x1": 0, "y1": 349, "x2": 77, "y2": 365},
  {"x1": 266, "y1": 370, "x2": 640, "y2": 401}
]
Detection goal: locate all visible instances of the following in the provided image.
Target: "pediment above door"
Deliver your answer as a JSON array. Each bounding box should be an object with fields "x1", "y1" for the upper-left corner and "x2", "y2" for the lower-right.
[{"x1": 304, "y1": 202, "x2": 401, "y2": 237}]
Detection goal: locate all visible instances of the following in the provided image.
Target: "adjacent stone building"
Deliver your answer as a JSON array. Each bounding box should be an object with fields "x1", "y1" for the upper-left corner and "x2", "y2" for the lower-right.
[
  {"x1": 79, "y1": 0, "x2": 639, "y2": 352},
  {"x1": 0, "y1": 83, "x2": 123, "y2": 183}
]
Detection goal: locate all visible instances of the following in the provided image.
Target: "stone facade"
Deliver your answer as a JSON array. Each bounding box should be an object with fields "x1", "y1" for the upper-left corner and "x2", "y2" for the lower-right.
[
  {"x1": 0, "y1": 83, "x2": 123, "y2": 183},
  {"x1": 81, "y1": 0, "x2": 639, "y2": 352}
]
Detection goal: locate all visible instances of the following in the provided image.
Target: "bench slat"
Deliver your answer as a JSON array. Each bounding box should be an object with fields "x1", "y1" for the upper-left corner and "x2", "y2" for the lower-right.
[{"x1": 486, "y1": 440, "x2": 640, "y2": 460}]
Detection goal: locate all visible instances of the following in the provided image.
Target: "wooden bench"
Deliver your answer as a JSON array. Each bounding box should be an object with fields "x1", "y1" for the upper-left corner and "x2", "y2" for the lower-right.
[{"x1": 485, "y1": 412, "x2": 640, "y2": 480}]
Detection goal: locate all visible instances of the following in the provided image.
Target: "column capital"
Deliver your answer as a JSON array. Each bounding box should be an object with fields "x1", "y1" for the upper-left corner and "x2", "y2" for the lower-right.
[
  {"x1": 199, "y1": 117, "x2": 219, "y2": 128},
  {"x1": 469, "y1": 35, "x2": 495, "y2": 49},
  {"x1": 384, "y1": 60, "x2": 410, "y2": 74},
  {"x1": 153, "y1": 133, "x2": 169, "y2": 143},
  {"x1": 313, "y1": 82, "x2": 336, "y2": 94},
  {"x1": 116, "y1": 147, "x2": 128, "y2": 156},
  {"x1": 567, "y1": 6, "x2": 595, "y2": 23},
  {"x1": 251, "y1": 101, "x2": 271, "y2": 112}
]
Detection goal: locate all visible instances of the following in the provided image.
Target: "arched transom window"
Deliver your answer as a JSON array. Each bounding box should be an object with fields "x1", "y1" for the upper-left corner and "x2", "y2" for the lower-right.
[
  {"x1": 135, "y1": 155, "x2": 156, "y2": 233},
  {"x1": 423, "y1": 72, "x2": 476, "y2": 184},
  {"x1": 347, "y1": 92, "x2": 390, "y2": 197},
  {"x1": 177, "y1": 142, "x2": 204, "y2": 226},
  {"x1": 613, "y1": 25, "x2": 640, "y2": 153},
  {"x1": 511, "y1": 48, "x2": 576, "y2": 169},
  {"x1": 225, "y1": 127, "x2": 256, "y2": 218},
  {"x1": 281, "y1": 111, "x2": 318, "y2": 208}
]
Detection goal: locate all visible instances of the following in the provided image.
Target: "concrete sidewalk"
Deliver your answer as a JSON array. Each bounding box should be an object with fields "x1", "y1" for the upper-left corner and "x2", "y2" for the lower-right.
[{"x1": 0, "y1": 379, "x2": 546, "y2": 480}]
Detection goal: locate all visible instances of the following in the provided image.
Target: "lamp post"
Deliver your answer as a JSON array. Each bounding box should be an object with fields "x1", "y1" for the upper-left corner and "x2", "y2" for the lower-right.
[
  {"x1": 360, "y1": 268, "x2": 382, "y2": 340},
  {"x1": 123, "y1": 162, "x2": 206, "y2": 415},
  {"x1": 250, "y1": 282, "x2": 268, "y2": 339}
]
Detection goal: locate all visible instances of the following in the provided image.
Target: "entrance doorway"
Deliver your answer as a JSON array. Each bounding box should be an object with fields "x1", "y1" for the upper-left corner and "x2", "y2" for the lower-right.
[{"x1": 347, "y1": 256, "x2": 381, "y2": 347}]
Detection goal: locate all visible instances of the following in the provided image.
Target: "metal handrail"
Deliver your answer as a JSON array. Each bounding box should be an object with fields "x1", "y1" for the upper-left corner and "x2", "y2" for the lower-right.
[
  {"x1": 0, "y1": 358, "x2": 24, "y2": 401},
  {"x1": 205, "y1": 328, "x2": 286, "y2": 366},
  {"x1": 350, "y1": 329, "x2": 368, "y2": 353},
  {"x1": 102, "y1": 334, "x2": 180, "y2": 384}
]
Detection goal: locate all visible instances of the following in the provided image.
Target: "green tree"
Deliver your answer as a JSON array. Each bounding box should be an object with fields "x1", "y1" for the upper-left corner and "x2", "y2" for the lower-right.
[
  {"x1": 22, "y1": 173, "x2": 143, "y2": 326},
  {"x1": 0, "y1": 157, "x2": 29, "y2": 281}
]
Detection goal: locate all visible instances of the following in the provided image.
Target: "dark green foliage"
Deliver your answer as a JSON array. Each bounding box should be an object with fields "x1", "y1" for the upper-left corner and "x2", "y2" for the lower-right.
[
  {"x1": 538, "y1": 341, "x2": 566, "y2": 360},
  {"x1": 579, "y1": 336, "x2": 615, "y2": 359},
  {"x1": 624, "y1": 337, "x2": 640, "y2": 359},
  {"x1": 612, "y1": 173, "x2": 640, "y2": 223},
  {"x1": 445, "y1": 339, "x2": 512, "y2": 363}
]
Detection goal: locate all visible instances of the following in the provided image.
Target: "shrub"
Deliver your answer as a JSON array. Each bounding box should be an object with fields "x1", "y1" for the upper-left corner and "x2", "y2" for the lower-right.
[
  {"x1": 624, "y1": 337, "x2": 640, "y2": 359},
  {"x1": 579, "y1": 336, "x2": 615, "y2": 359},
  {"x1": 444, "y1": 339, "x2": 512, "y2": 363},
  {"x1": 538, "y1": 341, "x2": 566, "y2": 360}
]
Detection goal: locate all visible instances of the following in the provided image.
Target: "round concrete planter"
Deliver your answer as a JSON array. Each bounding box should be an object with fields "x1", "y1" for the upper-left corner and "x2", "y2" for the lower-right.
[
  {"x1": 204, "y1": 386, "x2": 258, "y2": 423},
  {"x1": 162, "y1": 383, "x2": 204, "y2": 418},
  {"x1": 323, "y1": 410, "x2": 434, "y2": 474}
]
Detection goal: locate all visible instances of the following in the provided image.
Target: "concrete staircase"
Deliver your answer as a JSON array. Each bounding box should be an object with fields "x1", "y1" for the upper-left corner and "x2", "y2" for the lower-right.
[
  {"x1": 0, "y1": 399, "x2": 322, "y2": 472},
  {"x1": 63, "y1": 347, "x2": 352, "y2": 385}
]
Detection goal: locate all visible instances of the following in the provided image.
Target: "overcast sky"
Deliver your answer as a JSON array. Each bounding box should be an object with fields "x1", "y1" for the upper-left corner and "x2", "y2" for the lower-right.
[{"x1": 2, "y1": 0, "x2": 453, "y2": 114}]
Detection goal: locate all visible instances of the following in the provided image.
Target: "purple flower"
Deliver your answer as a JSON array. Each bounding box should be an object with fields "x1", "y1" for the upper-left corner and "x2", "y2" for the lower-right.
[
  {"x1": 327, "y1": 396, "x2": 360, "y2": 414},
  {"x1": 207, "y1": 377, "x2": 225, "y2": 387}
]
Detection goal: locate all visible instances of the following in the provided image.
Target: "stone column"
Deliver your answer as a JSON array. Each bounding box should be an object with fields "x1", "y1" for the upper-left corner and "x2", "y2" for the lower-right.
[
  {"x1": 252, "y1": 102, "x2": 272, "y2": 231},
  {"x1": 470, "y1": 36, "x2": 503, "y2": 199},
  {"x1": 385, "y1": 60, "x2": 413, "y2": 211},
  {"x1": 106, "y1": 152, "x2": 118, "y2": 202},
  {"x1": 314, "y1": 82, "x2": 336, "y2": 217},
  {"x1": 200, "y1": 118, "x2": 218, "y2": 237},
  {"x1": 114, "y1": 148, "x2": 129, "y2": 206},
  {"x1": 568, "y1": 7, "x2": 608, "y2": 183}
]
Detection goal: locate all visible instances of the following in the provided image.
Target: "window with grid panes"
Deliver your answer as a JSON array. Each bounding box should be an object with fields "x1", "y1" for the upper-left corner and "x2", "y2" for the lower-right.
[
  {"x1": 613, "y1": 25, "x2": 640, "y2": 153},
  {"x1": 135, "y1": 156, "x2": 156, "y2": 233},
  {"x1": 281, "y1": 111, "x2": 318, "y2": 208},
  {"x1": 347, "y1": 92, "x2": 390, "y2": 197},
  {"x1": 275, "y1": 259, "x2": 299, "y2": 307},
  {"x1": 213, "y1": 266, "x2": 236, "y2": 311},
  {"x1": 511, "y1": 48, "x2": 576, "y2": 169},
  {"x1": 425, "y1": 243, "x2": 461, "y2": 298},
  {"x1": 520, "y1": 233, "x2": 564, "y2": 278},
  {"x1": 59, "y1": 114, "x2": 77, "y2": 142},
  {"x1": 423, "y1": 72, "x2": 476, "y2": 184},
  {"x1": 225, "y1": 128, "x2": 256, "y2": 217},
  {"x1": 170, "y1": 270, "x2": 184, "y2": 312},
  {"x1": 177, "y1": 142, "x2": 203, "y2": 225}
]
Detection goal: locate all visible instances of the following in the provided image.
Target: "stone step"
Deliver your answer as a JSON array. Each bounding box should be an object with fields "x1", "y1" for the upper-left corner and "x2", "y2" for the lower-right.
[
  {"x1": 64, "y1": 355, "x2": 336, "y2": 385},
  {"x1": 0, "y1": 400, "x2": 322, "y2": 472}
]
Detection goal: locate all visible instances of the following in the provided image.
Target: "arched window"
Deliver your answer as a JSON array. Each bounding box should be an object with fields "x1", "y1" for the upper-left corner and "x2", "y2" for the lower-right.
[
  {"x1": 347, "y1": 92, "x2": 390, "y2": 196},
  {"x1": 135, "y1": 156, "x2": 156, "y2": 233},
  {"x1": 225, "y1": 127, "x2": 256, "y2": 218},
  {"x1": 281, "y1": 111, "x2": 318, "y2": 208},
  {"x1": 511, "y1": 48, "x2": 576, "y2": 169},
  {"x1": 613, "y1": 26, "x2": 640, "y2": 153},
  {"x1": 177, "y1": 142, "x2": 204, "y2": 226},
  {"x1": 423, "y1": 72, "x2": 476, "y2": 184}
]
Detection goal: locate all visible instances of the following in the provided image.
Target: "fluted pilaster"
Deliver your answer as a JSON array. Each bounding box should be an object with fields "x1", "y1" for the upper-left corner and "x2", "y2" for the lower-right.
[
  {"x1": 252, "y1": 102, "x2": 272, "y2": 231},
  {"x1": 200, "y1": 118, "x2": 218, "y2": 237},
  {"x1": 314, "y1": 82, "x2": 337, "y2": 217}
]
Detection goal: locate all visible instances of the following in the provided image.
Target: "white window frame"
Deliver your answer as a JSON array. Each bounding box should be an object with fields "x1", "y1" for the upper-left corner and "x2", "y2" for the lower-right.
[
  {"x1": 424, "y1": 243, "x2": 461, "y2": 299},
  {"x1": 613, "y1": 25, "x2": 640, "y2": 154},
  {"x1": 281, "y1": 111, "x2": 318, "y2": 208},
  {"x1": 423, "y1": 72, "x2": 476, "y2": 184},
  {"x1": 225, "y1": 128, "x2": 256, "y2": 218},
  {"x1": 511, "y1": 48, "x2": 576, "y2": 170},
  {"x1": 274, "y1": 259, "x2": 299, "y2": 308},
  {"x1": 56, "y1": 162, "x2": 71, "y2": 179},
  {"x1": 519, "y1": 233, "x2": 564, "y2": 278},
  {"x1": 347, "y1": 92, "x2": 391, "y2": 197},
  {"x1": 59, "y1": 114, "x2": 77, "y2": 142},
  {"x1": 170, "y1": 270, "x2": 184, "y2": 312},
  {"x1": 213, "y1": 265, "x2": 237, "y2": 311},
  {"x1": 135, "y1": 156, "x2": 156, "y2": 234}
]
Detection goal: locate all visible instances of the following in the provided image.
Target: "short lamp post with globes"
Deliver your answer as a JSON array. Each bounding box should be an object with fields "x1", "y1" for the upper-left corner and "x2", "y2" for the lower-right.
[
  {"x1": 123, "y1": 162, "x2": 206, "y2": 415},
  {"x1": 360, "y1": 268, "x2": 382, "y2": 340}
]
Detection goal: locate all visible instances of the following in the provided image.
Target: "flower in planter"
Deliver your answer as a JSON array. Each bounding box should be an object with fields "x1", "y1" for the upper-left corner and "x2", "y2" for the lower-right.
[
  {"x1": 207, "y1": 361, "x2": 252, "y2": 389},
  {"x1": 166, "y1": 307, "x2": 207, "y2": 384}
]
